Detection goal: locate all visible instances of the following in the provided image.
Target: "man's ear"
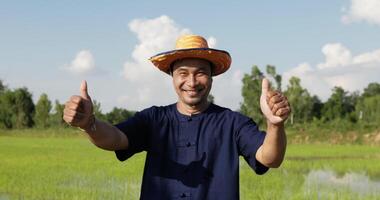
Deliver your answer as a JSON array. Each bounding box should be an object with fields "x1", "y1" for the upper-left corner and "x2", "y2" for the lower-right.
[{"x1": 168, "y1": 64, "x2": 173, "y2": 76}]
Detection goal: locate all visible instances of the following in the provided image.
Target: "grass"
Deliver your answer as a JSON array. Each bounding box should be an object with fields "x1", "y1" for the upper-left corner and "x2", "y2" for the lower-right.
[
  {"x1": 1, "y1": 129, "x2": 380, "y2": 199},
  {"x1": 240, "y1": 144, "x2": 380, "y2": 199}
]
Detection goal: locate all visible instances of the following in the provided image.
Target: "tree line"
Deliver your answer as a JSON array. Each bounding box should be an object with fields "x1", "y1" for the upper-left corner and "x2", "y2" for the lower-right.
[
  {"x1": 1, "y1": 64, "x2": 379, "y2": 130},
  {"x1": 240, "y1": 65, "x2": 380, "y2": 130},
  {"x1": 0, "y1": 80, "x2": 134, "y2": 129}
]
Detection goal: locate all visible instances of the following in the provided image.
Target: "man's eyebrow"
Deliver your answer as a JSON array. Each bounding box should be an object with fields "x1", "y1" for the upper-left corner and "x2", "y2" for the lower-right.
[{"x1": 175, "y1": 67, "x2": 188, "y2": 71}]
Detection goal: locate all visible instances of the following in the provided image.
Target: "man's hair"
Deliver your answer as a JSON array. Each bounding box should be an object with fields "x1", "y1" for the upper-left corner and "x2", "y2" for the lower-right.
[{"x1": 169, "y1": 58, "x2": 214, "y2": 76}]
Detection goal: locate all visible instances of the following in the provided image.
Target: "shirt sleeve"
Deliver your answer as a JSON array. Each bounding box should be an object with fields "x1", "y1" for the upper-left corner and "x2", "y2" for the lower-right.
[
  {"x1": 113, "y1": 109, "x2": 151, "y2": 161},
  {"x1": 235, "y1": 117, "x2": 269, "y2": 175}
]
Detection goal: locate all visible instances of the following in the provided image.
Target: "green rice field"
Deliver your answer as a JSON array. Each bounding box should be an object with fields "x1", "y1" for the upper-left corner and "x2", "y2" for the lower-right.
[{"x1": 1, "y1": 129, "x2": 380, "y2": 200}]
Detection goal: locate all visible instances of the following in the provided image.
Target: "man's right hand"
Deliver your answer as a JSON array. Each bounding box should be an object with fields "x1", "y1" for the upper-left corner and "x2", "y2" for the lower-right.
[{"x1": 63, "y1": 80, "x2": 94, "y2": 130}]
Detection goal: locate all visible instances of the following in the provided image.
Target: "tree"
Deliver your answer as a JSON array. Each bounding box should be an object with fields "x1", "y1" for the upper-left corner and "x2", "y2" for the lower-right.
[
  {"x1": 355, "y1": 82, "x2": 380, "y2": 124},
  {"x1": 50, "y1": 100, "x2": 66, "y2": 127},
  {"x1": 0, "y1": 79, "x2": 6, "y2": 93},
  {"x1": 310, "y1": 95, "x2": 323, "y2": 119},
  {"x1": 0, "y1": 90, "x2": 15, "y2": 128},
  {"x1": 0, "y1": 87, "x2": 35, "y2": 128},
  {"x1": 284, "y1": 76, "x2": 313, "y2": 124},
  {"x1": 13, "y1": 87, "x2": 35, "y2": 128},
  {"x1": 266, "y1": 65, "x2": 282, "y2": 91},
  {"x1": 321, "y1": 86, "x2": 354, "y2": 121},
  {"x1": 93, "y1": 100, "x2": 106, "y2": 121},
  {"x1": 240, "y1": 65, "x2": 265, "y2": 126},
  {"x1": 362, "y1": 82, "x2": 380, "y2": 98},
  {"x1": 35, "y1": 93, "x2": 52, "y2": 128},
  {"x1": 105, "y1": 107, "x2": 134, "y2": 124},
  {"x1": 355, "y1": 95, "x2": 380, "y2": 124},
  {"x1": 0, "y1": 80, "x2": 12, "y2": 128}
]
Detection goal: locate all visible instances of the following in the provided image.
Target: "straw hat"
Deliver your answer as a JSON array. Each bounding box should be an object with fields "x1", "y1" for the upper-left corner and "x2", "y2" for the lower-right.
[{"x1": 149, "y1": 35, "x2": 231, "y2": 76}]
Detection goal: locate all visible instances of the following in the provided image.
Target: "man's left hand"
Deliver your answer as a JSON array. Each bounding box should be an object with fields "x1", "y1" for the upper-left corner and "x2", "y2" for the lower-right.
[{"x1": 260, "y1": 78, "x2": 291, "y2": 125}]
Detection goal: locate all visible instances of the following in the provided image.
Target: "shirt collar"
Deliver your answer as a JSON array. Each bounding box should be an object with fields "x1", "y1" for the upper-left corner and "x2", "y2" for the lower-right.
[{"x1": 172, "y1": 103, "x2": 215, "y2": 122}]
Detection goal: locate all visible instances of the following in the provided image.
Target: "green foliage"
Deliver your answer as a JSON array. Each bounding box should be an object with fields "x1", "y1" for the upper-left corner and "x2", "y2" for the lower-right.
[
  {"x1": 321, "y1": 87, "x2": 355, "y2": 121},
  {"x1": 50, "y1": 100, "x2": 66, "y2": 127},
  {"x1": 266, "y1": 65, "x2": 282, "y2": 91},
  {"x1": 310, "y1": 95, "x2": 323, "y2": 119},
  {"x1": 13, "y1": 87, "x2": 35, "y2": 128},
  {"x1": 356, "y1": 95, "x2": 380, "y2": 124},
  {"x1": 0, "y1": 79, "x2": 6, "y2": 93},
  {"x1": 92, "y1": 100, "x2": 107, "y2": 121},
  {"x1": 92, "y1": 100, "x2": 134, "y2": 124},
  {"x1": 240, "y1": 65, "x2": 380, "y2": 133},
  {"x1": 35, "y1": 93, "x2": 52, "y2": 128},
  {"x1": 0, "y1": 90, "x2": 15, "y2": 128},
  {"x1": 105, "y1": 107, "x2": 134, "y2": 124},
  {"x1": 240, "y1": 65, "x2": 264, "y2": 126},
  {"x1": 240, "y1": 65, "x2": 282, "y2": 126},
  {"x1": 284, "y1": 77, "x2": 313, "y2": 124},
  {"x1": 0, "y1": 87, "x2": 35, "y2": 129},
  {"x1": 362, "y1": 82, "x2": 380, "y2": 98}
]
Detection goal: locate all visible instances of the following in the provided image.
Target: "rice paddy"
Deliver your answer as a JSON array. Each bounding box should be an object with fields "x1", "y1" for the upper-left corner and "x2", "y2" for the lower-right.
[{"x1": 1, "y1": 129, "x2": 379, "y2": 199}]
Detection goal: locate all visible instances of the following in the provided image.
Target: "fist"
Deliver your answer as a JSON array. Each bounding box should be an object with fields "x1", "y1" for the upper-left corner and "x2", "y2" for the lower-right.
[
  {"x1": 63, "y1": 80, "x2": 94, "y2": 129},
  {"x1": 260, "y1": 78, "x2": 291, "y2": 125}
]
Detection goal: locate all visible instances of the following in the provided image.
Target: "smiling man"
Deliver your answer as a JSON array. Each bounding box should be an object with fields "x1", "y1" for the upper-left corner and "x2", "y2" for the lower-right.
[
  {"x1": 63, "y1": 35, "x2": 291, "y2": 199},
  {"x1": 171, "y1": 58, "x2": 213, "y2": 115}
]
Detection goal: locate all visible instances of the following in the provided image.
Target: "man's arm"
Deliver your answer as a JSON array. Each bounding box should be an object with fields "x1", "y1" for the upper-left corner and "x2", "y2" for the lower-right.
[
  {"x1": 255, "y1": 78, "x2": 290, "y2": 168},
  {"x1": 256, "y1": 122, "x2": 286, "y2": 168},
  {"x1": 63, "y1": 80, "x2": 129, "y2": 151},
  {"x1": 82, "y1": 118, "x2": 129, "y2": 151}
]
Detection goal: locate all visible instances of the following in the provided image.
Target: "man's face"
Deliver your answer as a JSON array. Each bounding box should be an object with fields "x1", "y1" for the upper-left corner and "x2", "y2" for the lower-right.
[{"x1": 172, "y1": 58, "x2": 213, "y2": 107}]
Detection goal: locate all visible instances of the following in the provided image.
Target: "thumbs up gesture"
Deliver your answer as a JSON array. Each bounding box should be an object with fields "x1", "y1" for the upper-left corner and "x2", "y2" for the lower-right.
[
  {"x1": 260, "y1": 78, "x2": 291, "y2": 125},
  {"x1": 63, "y1": 80, "x2": 94, "y2": 130}
]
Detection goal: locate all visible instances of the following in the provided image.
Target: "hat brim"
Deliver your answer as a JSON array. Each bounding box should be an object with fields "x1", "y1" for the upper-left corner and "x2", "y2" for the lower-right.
[{"x1": 149, "y1": 48, "x2": 231, "y2": 76}]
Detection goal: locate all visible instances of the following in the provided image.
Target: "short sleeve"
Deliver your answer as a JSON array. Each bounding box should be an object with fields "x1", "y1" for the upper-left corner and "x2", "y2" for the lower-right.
[
  {"x1": 236, "y1": 117, "x2": 269, "y2": 175},
  {"x1": 114, "y1": 109, "x2": 151, "y2": 161}
]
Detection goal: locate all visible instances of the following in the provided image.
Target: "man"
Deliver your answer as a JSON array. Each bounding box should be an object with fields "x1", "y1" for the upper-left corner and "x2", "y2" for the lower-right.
[{"x1": 63, "y1": 35, "x2": 290, "y2": 199}]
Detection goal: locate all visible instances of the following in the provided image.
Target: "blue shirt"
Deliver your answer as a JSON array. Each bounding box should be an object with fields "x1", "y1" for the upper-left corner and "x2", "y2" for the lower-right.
[{"x1": 114, "y1": 103, "x2": 268, "y2": 199}]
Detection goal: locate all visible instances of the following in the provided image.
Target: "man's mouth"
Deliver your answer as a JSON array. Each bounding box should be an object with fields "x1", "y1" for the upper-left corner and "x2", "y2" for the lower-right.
[{"x1": 182, "y1": 88, "x2": 203, "y2": 96}]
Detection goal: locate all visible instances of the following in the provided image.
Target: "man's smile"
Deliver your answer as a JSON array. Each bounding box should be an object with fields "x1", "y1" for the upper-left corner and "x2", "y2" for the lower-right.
[{"x1": 182, "y1": 88, "x2": 204, "y2": 96}]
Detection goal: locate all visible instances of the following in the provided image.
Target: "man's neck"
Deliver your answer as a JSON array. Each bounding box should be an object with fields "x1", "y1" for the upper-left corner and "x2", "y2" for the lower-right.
[{"x1": 176, "y1": 101, "x2": 210, "y2": 116}]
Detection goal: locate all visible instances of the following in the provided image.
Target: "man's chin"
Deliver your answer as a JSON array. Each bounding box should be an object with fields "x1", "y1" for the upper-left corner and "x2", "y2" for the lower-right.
[{"x1": 183, "y1": 98, "x2": 204, "y2": 106}]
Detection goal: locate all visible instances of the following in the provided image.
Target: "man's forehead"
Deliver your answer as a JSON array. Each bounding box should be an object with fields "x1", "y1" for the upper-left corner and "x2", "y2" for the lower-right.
[{"x1": 172, "y1": 58, "x2": 212, "y2": 70}]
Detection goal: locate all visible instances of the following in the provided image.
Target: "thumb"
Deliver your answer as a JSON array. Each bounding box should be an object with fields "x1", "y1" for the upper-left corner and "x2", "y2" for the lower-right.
[
  {"x1": 261, "y1": 78, "x2": 270, "y2": 95},
  {"x1": 80, "y1": 80, "x2": 90, "y2": 100}
]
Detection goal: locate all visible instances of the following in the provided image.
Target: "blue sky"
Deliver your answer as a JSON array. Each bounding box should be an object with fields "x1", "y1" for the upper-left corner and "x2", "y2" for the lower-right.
[{"x1": 1, "y1": 0, "x2": 380, "y2": 112}]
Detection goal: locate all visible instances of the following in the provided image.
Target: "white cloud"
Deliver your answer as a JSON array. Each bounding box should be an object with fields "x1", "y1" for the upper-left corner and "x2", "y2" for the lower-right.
[
  {"x1": 317, "y1": 43, "x2": 352, "y2": 69},
  {"x1": 119, "y1": 15, "x2": 240, "y2": 110},
  {"x1": 212, "y1": 69, "x2": 243, "y2": 111},
  {"x1": 342, "y1": 0, "x2": 380, "y2": 26},
  {"x1": 122, "y1": 15, "x2": 191, "y2": 82},
  {"x1": 207, "y1": 36, "x2": 217, "y2": 48},
  {"x1": 283, "y1": 43, "x2": 380, "y2": 100},
  {"x1": 64, "y1": 50, "x2": 96, "y2": 75}
]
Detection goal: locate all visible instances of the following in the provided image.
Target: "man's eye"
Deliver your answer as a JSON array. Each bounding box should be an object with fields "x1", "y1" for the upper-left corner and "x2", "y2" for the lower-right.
[{"x1": 197, "y1": 72, "x2": 207, "y2": 76}]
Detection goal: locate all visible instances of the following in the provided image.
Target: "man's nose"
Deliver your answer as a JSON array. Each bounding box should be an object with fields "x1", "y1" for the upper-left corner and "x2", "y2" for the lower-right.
[{"x1": 187, "y1": 74, "x2": 197, "y2": 87}]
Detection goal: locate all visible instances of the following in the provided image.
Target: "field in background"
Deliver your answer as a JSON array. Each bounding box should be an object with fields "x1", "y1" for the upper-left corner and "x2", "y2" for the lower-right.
[{"x1": 1, "y1": 129, "x2": 380, "y2": 200}]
